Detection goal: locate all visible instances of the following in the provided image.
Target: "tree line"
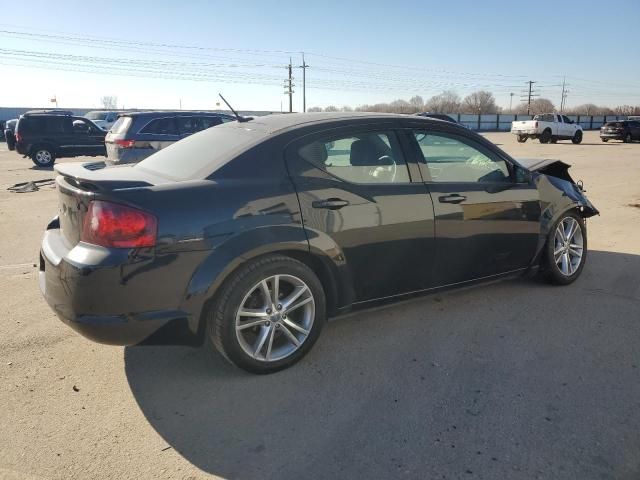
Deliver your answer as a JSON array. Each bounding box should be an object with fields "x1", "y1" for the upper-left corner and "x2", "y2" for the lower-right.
[{"x1": 308, "y1": 90, "x2": 640, "y2": 116}]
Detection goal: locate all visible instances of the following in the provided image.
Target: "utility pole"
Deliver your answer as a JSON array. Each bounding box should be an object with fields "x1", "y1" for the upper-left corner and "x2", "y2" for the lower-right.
[
  {"x1": 284, "y1": 58, "x2": 294, "y2": 113},
  {"x1": 298, "y1": 52, "x2": 309, "y2": 113},
  {"x1": 509, "y1": 93, "x2": 514, "y2": 113},
  {"x1": 520, "y1": 81, "x2": 539, "y2": 115}
]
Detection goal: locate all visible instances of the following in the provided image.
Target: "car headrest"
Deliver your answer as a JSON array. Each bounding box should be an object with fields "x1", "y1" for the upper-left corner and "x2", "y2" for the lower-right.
[{"x1": 350, "y1": 139, "x2": 380, "y2": 166}]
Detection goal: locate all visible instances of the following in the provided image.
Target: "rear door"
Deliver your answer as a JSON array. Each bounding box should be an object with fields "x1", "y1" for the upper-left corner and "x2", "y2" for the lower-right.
[
  {"x1": 137, "y1": 117, "x2": 180, "y2": 153},
  {"x1": 631, "y1": 121, "x2": 640, "y2": 140},
  {"x1": 409, "y1": 128, "x2": 541, "y2": 286},
  {"x1": 286, "y1": 124, "x2": 436, "y2": 302}
]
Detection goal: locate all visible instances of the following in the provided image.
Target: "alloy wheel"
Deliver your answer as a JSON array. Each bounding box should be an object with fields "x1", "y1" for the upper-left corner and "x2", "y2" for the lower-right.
[
  {"x1": 235, "y1": 274, "x2": 315, "y2": 362},
  {"x1": 35, "y1": 150, "x2": 52, "y2": 165},
  {"x1": 553, "y1": 217, "x2": 584, "y2": 276}
]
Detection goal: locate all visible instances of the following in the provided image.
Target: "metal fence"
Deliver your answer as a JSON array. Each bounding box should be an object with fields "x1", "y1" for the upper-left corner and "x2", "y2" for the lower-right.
[{"x1": 453, "y1": 113, "x2": 630, "y2": 131}]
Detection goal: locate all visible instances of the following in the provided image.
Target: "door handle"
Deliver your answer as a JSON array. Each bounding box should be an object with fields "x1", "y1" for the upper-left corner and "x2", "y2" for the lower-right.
[
  {"x1": 312, "y1": 198, "x2": 350, "y2": 210},
  {"x1": 438, "y1": 194, "x2": 467, "y2": 204}
]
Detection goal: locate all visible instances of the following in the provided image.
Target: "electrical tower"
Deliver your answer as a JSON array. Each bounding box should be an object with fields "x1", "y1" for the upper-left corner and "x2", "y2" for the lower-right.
[
  {"x1": 520, "y1": 81, "x2": 539, "y2": 115},
  {"x1": 560, "y1": 77, "x2": 569, "y2": 113},
  {"x1": 284, "y1": 58, "x2": 294, "y2": 113}
]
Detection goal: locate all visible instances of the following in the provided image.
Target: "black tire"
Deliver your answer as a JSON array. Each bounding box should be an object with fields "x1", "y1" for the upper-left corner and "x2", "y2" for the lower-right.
[
  {"x1": 542, "y1": 211, "x2": 587, "y2": 285},
  {"x1": 550, "y1": 137, "x2": 558, "y2": 144},
  {"x1": 517, "y1": 135, "x2": 528, "y2": 143},
  {"x1": 30, "y1": 145, "x2": 56, "y2": 168},
  {"x1": 6, "y1": 135, "x2": 15, "y2": 150},
  {"x1": 601, "y1": 138, "x2": 608, "y2": 142},
  {"x1": 207, "y1": 254, "x2": 326, "y2": 374},
  {"x1": 624, "y1": 132, "x2": 632, "y2": 143},
  {"x1": 539, "y1": 129, "x2": 552, "y2": 144},
  {"x1": 571, "y1": 131, "x2": 583, "y2": 144}
]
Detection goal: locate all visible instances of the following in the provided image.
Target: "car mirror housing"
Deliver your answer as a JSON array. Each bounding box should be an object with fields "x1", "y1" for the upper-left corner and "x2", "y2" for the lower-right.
[{"x1": 515, "y1": 167, "x2": 532, "y2": 184}]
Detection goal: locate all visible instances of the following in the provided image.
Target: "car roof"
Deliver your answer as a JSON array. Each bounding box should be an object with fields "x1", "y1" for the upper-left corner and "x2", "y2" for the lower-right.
[
  {"x1": 122, "y1": 110, "x2": 235, "y2": 118},
  {"x1": 227, "y1": 112, "x2": 443, "y2": 135}
]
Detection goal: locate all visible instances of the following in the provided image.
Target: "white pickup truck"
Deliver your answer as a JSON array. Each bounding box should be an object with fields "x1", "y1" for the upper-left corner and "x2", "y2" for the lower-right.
[{"x1": 511, "y1": 113, "x2": 583, "y2": 144}]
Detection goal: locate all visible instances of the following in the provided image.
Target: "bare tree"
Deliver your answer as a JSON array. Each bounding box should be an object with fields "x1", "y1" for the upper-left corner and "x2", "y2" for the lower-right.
[
  {"x1": 461, "y1": 90, "x2": 498, "y2": 114},
  {"x1": 513, "y1": 98, "x2": 556, "y2": 115},
  {"x1": 341, "y1": 105, "x2": 353, "y2": 112},
  {"x1": 307, "y1": 106, "x2": 323, "y2": 112},
  {"x1": 614, "y1": 105, "x2": 640, "y2": 115},
  {"x1": 409, "y1": 95, "x2": 424, "y2": 111},
  {"x1": 101, "y1": 96, "x2": 118, "y2": 109},
  {"x1": 389, "y1": 99, "x2": 411, "y2": 113},
  {"x1": 566, "y1": 104, "x2": 614, "y2": 115},
  {"x1": 424, "y1": 90, "x2": 461, "y2": 113},
  {"x1": 324, "y1": 105, "x2": 339, "y2": 112}
]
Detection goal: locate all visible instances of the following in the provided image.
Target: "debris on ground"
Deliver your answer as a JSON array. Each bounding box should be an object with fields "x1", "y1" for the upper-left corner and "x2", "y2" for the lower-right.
[
  {"x1": 7, "y1": 179, "x2": 55, "y2": 193},
  {"x1": 72, "y1": 385, "x2": 80, "y2": 392}
]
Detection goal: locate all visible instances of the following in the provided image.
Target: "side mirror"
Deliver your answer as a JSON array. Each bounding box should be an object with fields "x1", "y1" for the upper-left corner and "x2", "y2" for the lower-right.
[{"x1": 515, "y1": 167, "x2": 532, "y2": 184}]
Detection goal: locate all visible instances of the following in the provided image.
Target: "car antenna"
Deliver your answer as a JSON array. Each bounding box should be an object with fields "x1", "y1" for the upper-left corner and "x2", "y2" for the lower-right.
[{"x1": 218, "y1": 93, "x2": 252, "y2": 122}]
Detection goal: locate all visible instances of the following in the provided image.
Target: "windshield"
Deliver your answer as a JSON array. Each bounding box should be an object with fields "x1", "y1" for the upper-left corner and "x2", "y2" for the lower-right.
[
  {"x1": 85, "y1": 112, "x2": 108, "y2": 121},
  {"x1": 135, "y1": 123, "x2": 265, "y2": 180}
]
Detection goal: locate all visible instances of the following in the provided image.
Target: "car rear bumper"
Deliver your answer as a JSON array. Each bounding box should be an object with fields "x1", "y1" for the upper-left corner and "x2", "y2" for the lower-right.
[
  {"x1": 39, "y1": 227, "x2": 194, "y2": 346},
  {"x1": 511, "y1": 130, "x2": 537, "y2": 135},
  {"x1": 600, "y1": 133, "x2": 624, "y2": 139}
]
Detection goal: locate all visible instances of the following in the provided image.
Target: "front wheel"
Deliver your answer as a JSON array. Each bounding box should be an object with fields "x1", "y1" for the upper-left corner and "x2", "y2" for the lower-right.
[
  {"x1": 542, "y1": 212, "x2": 587, "y2": 285},
  {"x1": 207, "y1": 255, "x2": 326, "y2": 374},
  {"x1": 571, "y1": 131, "x2": 583, "y2": 144},
  {"x1": 601, "y1": 138, "x2": 608, "y2": 142},
  {"x1": 624, "y1": 132, "x2": 632, "y2": 143},
  {"x1": 517, "y1": 135, "x2": 528, "y2": 143}
]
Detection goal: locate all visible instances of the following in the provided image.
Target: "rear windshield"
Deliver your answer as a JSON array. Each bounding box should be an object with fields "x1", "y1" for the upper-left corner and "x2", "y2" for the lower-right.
[
  {"x1": 135, "y1": 123, "x2": 265, "y2": 180},
  {"x1": 604, "y1": 122, "x2": 624, "y2": 127},
  {"x1": 534, "y1": 114, "x2": 555, "y2": 122},
  {"x1": 110, "y1": 116, "x2": 132, "y2": 135}
]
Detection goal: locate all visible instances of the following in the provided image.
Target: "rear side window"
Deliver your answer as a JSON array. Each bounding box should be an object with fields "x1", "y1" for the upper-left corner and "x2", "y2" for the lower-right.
[
  {"x1": 110, "y1": 116, "x2": 132, "y2": 135},
  {"x1": 140, "y1": 117, "x2": 178, "y2": 135},
  {"x1": 19, "y1": 116, "x2": 68, "y2": 133},
  {"x1": 178, "y1": 116, "x2": 223, "y2": 134},
  {"x1": 200, "y1": 116, "x2": 223, "y2": 128}
]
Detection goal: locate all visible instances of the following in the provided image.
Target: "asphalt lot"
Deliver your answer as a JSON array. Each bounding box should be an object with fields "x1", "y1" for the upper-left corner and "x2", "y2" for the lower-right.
[{"x1": 0, "y1": 131, "x2": 639, "y2": 480}]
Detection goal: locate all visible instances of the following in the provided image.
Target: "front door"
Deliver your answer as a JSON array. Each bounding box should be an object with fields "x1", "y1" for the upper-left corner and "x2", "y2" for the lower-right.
[
  {"x1": 286, "y1": 125, "x2": 436, "y2": 302},
  {"x1": 409, "y1": 129, "x2": 541, "y2": 287}
]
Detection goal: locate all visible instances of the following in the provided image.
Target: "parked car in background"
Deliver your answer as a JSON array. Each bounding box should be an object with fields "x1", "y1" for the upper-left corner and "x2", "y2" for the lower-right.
[
  {"x1": 600, "y1": 120, "x2": 640, "y2": 143},
  {"x1": 416, "y1": 112, "x2": 459, "y2": 123},
  {"x1": 15, "y1": 111, "x2": 106, "y2": 167},
  {"x1": 84, "y1": 110, "x2": 122, "y2": 131},
  {"x1": 511, "y1": 113, "x2": 583, "y2": 144},
  {"x1": 104, "y1": 111, "x2": 235, "y2": 165},
  {"x1": 40, "y1": 112, "x2": 598, "y2": 374},
  {"x1": 4, "y1": 118, "x2": 18, "y2": 150}
]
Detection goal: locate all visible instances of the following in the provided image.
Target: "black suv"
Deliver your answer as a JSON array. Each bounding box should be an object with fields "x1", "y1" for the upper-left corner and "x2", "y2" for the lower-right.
[
  {"x1": 15, "y1": 110, "x2": 106, "y2": 167},
  {"x1": 105, "y1": 111, "x2": 235, "y2": 165},
  {"x1": 600, "y1": 120, "x2": 640, "y2": 143}
]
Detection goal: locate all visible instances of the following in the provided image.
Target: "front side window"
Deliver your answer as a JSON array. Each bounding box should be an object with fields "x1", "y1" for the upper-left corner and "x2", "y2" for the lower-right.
[
  {"x1": 297, "y1": 131, "x2": 410, "y2": 184},
  {"x1": 562, "y1": 115, "x2": 571, "y2": 124},
  {"x1": 413, "y1": 132, "x2": 510, "y2": 183},
  {"x1": 140, "y1": 117, "x2": 178, "y2": 135}
]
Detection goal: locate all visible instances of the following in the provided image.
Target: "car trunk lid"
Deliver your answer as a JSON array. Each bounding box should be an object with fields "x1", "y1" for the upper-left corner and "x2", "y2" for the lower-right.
[{"x1": 54, "y1": 163, "x2": 168, "y2": 246}]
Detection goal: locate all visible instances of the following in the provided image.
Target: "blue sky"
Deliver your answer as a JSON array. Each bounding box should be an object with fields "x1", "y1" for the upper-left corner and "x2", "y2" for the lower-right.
[{"x1": 1, "y1": 0, "x2": 638, "y2": 111}]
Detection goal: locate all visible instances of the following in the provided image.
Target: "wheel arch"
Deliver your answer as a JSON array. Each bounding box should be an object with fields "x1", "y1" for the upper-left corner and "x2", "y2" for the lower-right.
[{"x1": 180, "y1": 228, "x2": 350, "y2": 343}]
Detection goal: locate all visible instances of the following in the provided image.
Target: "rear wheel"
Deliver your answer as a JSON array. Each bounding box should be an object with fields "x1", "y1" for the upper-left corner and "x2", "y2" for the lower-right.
[
  {"x1": 542, "y1": 212, "x2": 587, "y2": 285},
  {"x1": 601, "y1": 138, "x2": 608, "y2": 142},
  {"x1": 517, "y1": 135, "x2": 528, "y2": 143},
  {"x1": 624, "y1": 132, "x2": 632, "y2": 143},
  {"x1": 571, "y1": 131, "x2": 583, "y2": 144},
  {"x1": 539, "y1": 129, "x2": 552, "y2": 144},
  {"x1": 207, "y1": 255, "x2": 326, "y2": 374},
  {"x1": 31, "y1": 146, "x2": 56, "y2": 168},
  {"x1": 550, "y1": 137, "x2": 558, "y2": 144}
]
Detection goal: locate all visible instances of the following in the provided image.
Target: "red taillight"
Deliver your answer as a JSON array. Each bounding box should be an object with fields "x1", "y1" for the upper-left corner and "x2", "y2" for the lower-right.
[
  {"x1": 15, "y1": 132, "x2": 21, "y2": 143},
  {"x1": 114, "y1": 139, "x2": 135, "y2": 149},
  {"x1": 534, "y1": 121, "x2": 538, "y2": 128},
  {"x1": 81, "y1": 201, "x2": 157, "y2": 248}
]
